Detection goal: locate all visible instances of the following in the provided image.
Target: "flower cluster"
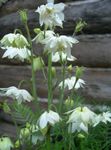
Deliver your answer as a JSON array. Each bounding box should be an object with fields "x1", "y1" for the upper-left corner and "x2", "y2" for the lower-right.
[
  {"x1": 1, "y1": 33, "x2": 31, "y2": 61},
  {"x1": 0, "y1": 0, "x2": 111, "y2": 149}
]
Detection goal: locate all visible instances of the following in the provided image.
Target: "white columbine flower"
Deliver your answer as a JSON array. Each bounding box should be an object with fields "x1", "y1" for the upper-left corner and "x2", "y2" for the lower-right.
[
  {"x1": 1, "y1": 33, "x2": 29, "y2": 48},
  {"x1": 2, "y1": 46, "x2": 31, "y2": 62},
  {"x1": 52, "y1": 51, "x2": 76, "y2": 62},
  {"x1": 38, "y1": 110, "x2": 61, "y2": 131},
  {"x1": 0, "y1": 137, "x2": 13, "y2": 150},
  {"x1": 33, "y1": 30, "x2": 55, "y2": 44},
  {"x1": 67, "y1": 107, "x2": 97, "y2": 133},
  {"x1": 35, "y1": 0, "x2": 65, "y2": 28},
  {"x1": 94, "y1": 111, "x2": 111, "y2": 127},
  {"x1": 59, "y1": 76, "x2": 85, "y2": 90},
  {"x1": 0, "y1": 86, "x2": 33, "y2": 104},
  {"x1": 43, "y1": 34, "x2": 79, "y2": 58},
  {"x1": 0, "y1": 33, "x2": 31, "y2": 61}
]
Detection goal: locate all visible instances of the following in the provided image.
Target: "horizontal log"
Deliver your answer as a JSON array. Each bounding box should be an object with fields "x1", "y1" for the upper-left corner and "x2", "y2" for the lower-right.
[
  {"x1": 0, "y1": 34, "x2": 111, "y2": 67},
  {"x1": 0, "y1": 65, "x2": 111, "y2": 102},
  {"x1": 0, "y1": 121, "x2": 16, "y2": 137},
  {"x1": 0, "y1": 0, "x2": 46, "y2": 17},
  {"x1": 0, "y1": 0, "x2": 111, "y2": 38},
  {"x1": 0, "y1": 0, "x2": 86, "y2": 17}
]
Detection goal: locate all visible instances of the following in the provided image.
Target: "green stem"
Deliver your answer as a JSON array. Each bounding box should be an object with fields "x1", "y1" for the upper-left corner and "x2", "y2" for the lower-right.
[
  {"x1": 25, "y1": 22, "x2": 39, "y2": 111},
  {"x1": 48, "y1": 52, "x2": 52, "y2": 111},
  {"x1": 59, "y1": 64, "x2": 65, "y2": 114},
  {"x1": 46, "y1": 133, "x2": 51, "y2": 150},
  {"x1": 70, "y1": 78, "x2": 78, "y2": 99}
]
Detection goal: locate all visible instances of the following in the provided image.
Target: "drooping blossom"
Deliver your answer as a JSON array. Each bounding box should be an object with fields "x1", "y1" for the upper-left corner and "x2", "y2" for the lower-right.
[
  {"x1": 0, "y1": 86, "x2": 33, "y2": 104},
  {"x1": 59, "y1": 76, "x2": 85, "y2": 90}
]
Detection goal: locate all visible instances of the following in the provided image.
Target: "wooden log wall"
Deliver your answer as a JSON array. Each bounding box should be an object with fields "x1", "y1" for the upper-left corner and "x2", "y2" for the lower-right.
[{"x1": 0, "y1": 0, "x2": 111, "y2": 137}]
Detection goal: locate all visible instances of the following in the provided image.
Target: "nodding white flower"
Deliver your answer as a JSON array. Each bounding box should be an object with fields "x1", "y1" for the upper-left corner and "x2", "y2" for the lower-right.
[
  {"x1": 67, "y1": 107, "x2": 96, "y2": 133},
  {"x1": 33, "y1": 30, "x2": 55, "y2": 44},
  {"x1": 0, "y1": 86, "x2": 33, "y2": 104},
  {"x1": 2, "y1": 47, "x2": 31, "y2": 62},
  {"x1": 43, "y1": 35, "x2": 79, "y2": 58},
  {"x1": 59, "y1": 76, "x2": 85, "y2": 90},
  {"x1": 0, "y1": 137, "x2": 13, "y2": 150},
  {"x1": 94, "y1": 112, "x2": 111, "y2": 127},
  {"x1": 1, "y1": 33, "x2": 29, "y2": 48},
  {"x1": 35, "y1": 0, "x2": 65, "y2": 28},
  {"x1": 52, "y1": 52, "x2": 76, "y2": 62},
  {"x1": 38, "y1": 110, "x2": 61, "y2": 131},
  {"x1": 1, "y1": 33, "x2": 31, "y2": 61}
]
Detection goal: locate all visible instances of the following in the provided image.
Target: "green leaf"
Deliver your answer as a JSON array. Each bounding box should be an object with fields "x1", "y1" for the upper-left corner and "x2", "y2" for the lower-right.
[
  {"x1": 3, "y1": 102, "x2": 11, "y2": 113},
  {"x1": 12, "y1": 102, "x2": 37, "y2": 124}
]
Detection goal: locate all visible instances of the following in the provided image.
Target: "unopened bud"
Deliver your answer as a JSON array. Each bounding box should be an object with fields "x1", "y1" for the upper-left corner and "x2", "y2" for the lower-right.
[
  {"x1": 33, "y1": 57, "x2": 45, "y2": 72},
  {"x1": 34, "y1": 28, "x2": 41, "y2": 34},
  {"x1": 75, "y1": 66, "x2": 84, "y2": 79},
  {"x1": 20, "y1": 128, "x2": 30, "y2": 139},
  {"x1": 67, "y1": 65, "x2": 73, "y2": 73},
  {"x1": 19, "y1": 10, "x2": 28, "y2": 24},
  {"x1": 77, "y1": 133, "x2": 85, "y2": 139},
  {"x1": 51, "y1": 67, "x2": 56, "y2": 77},
  {"x1": 75, "y1": 19, "x2": 87, "y2": 33},
  {"x1": 15, "y1": 140, "x2": 20, "y2": 148},
  {"x1": 65, "y1": 98, "x2": 74, "y2": 108},
  {"x1": 26, "y1": 122, "x2": 31, "y2": 129}
]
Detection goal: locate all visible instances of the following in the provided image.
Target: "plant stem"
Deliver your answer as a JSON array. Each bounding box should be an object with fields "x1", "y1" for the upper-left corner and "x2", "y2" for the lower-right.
[
  {"x1": 48, "y1": 52, "x2": 52, "y2": 111},
  {"x1": 70, "y1": 78, "x2": 78, "y2": 99},
  {"x1": 25, "y1": 22, "x2": 40, "y2": 111},
  {"x1": 59, "y1": 64, "x2": 65, "y2": 114}
]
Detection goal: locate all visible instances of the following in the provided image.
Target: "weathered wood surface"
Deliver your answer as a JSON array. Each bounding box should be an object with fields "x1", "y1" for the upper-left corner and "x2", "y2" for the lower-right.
[
  {"x1": 0, "y1": 0, "x2": 46, "y2": 17},
  {"x1": 0, "y1": 0, "x2": 111, "y2": 37},
  {"x1": 0, "y1": 121, "x2": 16, "y2": 137},
  {"x1": 0, "y1": 65, "x2": 111, "y2": 101},
  {"x1": 0, "y1": 34, "x2": 111, "y2": 67}
]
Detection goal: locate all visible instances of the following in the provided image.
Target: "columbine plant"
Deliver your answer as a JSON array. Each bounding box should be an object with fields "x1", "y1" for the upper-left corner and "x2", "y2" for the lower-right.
[{"x1": 0, "y1": 0, "x2": 111, "y2": 150}]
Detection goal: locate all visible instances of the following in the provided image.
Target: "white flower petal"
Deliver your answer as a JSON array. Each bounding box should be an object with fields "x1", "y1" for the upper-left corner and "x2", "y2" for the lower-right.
[
  {"x1": 35, "y1": 1, "x2": 65, "y2": 28},
  {"x1": 2, "y1": 47, "x2": 31, "y2": 62},
  {"x1": 80, "y1": 123, "x2": 88, "y2": 133},
  {"x1": 38, "y1": 110, "x2": 61, "y2": 131},
  {"x1": 47, "y1": 0, "x2": 54, "y2": 4},
  {"x1": 39, "y1": 111, "x2": 48, "y2": 129},
  {"x1": 67, "y1": 106, "x2": 96, "y2": 133},
  {"x1": 54, "y1": 3, "x2": 65, "y2": 12},
  {"x1": 0, "y1": 86, "x2": 33, "y2": 104}
]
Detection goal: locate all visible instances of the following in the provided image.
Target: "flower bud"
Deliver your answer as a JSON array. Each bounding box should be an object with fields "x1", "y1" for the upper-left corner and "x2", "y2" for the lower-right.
[
  {"x1": 77, "y1": 133, "x2": 85, "y2": 139},
  {"x1": 51, "y1": 67, "x2": 56, "y2": 78},
  {"x1": 15, "y1": 140, "x2": 20, "y2": 148},
  {"x1": 67, "y1": 65, "x2": 73, "y2": 73},
  {"x1": 34, "y1": 28, "x2": 41, "y2": 34},
  {"x1": 65, "y1": 98, "x2": 74, "y2": 108},
  {"x1": 33, "y1": 57, "x2": 45, "y2": 71},
  {"x1": 26, "y1": 122, "x2": 31, "y2": 129},
  {"x1": 19, "y1": 10, "x2": 28, "y2": 24},
  {"x1": 75, "y1": 19, "x2": 87, "y2": 33},
  {"x1": 20, "y1": 128, "x2": 30, "y2": 139},
  {"x1": 75, "y1": 66, "x2": 84, "y2": 79}
]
